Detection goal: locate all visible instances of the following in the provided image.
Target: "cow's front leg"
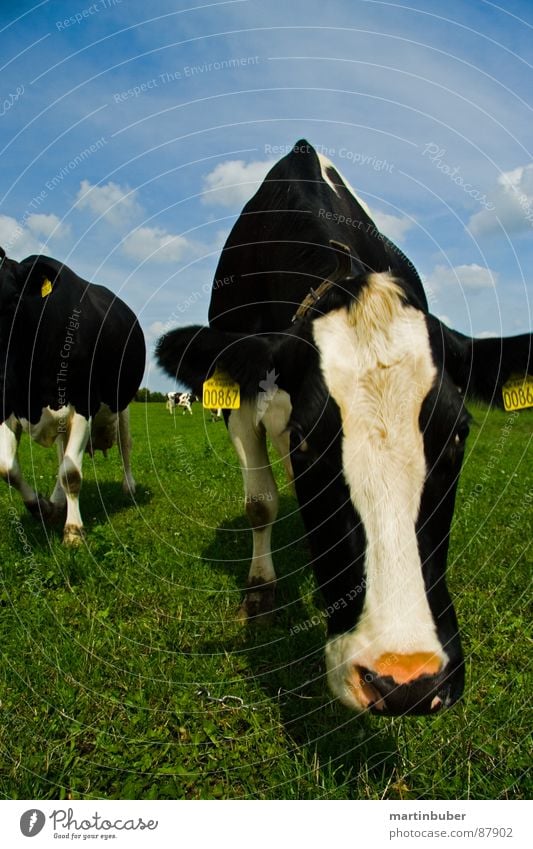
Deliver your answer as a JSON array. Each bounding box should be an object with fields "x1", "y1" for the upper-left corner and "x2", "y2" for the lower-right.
[
  {"x1": 228, "y1": 402, "x2": 279, "y2": 620},
  {"x1": 59, "y1": 413, "x2": 91, "y2": 545}
]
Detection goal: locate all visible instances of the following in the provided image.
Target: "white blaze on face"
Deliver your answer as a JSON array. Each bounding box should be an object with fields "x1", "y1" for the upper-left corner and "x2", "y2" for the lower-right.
[{"x1": 312, "y1": 273, "x2": 447, "y2": 710}]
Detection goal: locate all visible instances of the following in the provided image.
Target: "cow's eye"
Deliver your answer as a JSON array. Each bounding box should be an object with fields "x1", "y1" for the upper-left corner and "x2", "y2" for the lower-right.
[{"x1": 454, "y1": 423, "x2": 470, "y2": 444}]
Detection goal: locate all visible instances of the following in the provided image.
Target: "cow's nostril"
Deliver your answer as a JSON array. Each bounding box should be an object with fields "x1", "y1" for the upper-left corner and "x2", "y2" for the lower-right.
[
  {"x1": 373, "y1": 652, "x2": 443, "y2": 685},
  {"x1": 359, "y1": 663, "x2": 444, "y2": 715}
]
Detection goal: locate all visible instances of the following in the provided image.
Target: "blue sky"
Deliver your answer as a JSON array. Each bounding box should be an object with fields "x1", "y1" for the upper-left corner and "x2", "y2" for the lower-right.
[{"x1": 1, "y1": 0, "x2": 532, "y2": 391}]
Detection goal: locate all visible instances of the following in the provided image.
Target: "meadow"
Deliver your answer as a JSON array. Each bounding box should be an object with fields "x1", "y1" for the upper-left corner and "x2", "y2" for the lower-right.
[{"x1": 0, "y1": 401, "x2": 531, "y2": 800}]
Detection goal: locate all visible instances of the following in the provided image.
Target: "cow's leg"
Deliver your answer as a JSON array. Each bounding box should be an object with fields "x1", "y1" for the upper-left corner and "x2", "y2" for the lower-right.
[
  {"x1": 0, "y1": 418, "x2": 56, "y2": 520},
  {"x1": 228, "y1": 402, "x2": 279, "y2": 619},
  {"x1": 48, "y1": 434, "x2": 68, "y2": 524},
  {"x1": 118, "y1": 408, "x2": 136, "y2": 495},
  {"x1": 59, "y1": 413, "x2": 90, "y2": 546}
]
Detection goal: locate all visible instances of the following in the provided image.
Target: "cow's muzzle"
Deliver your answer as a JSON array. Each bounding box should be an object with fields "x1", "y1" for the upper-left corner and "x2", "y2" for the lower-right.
[{"x1": 354, "y1": 653, "x2": 464, "y2": 715}]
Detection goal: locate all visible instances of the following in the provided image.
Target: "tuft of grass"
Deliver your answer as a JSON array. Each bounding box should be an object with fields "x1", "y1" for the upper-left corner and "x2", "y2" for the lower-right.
[{"x1": 0, "y1": 402, "x2": 530, "y2": 799}]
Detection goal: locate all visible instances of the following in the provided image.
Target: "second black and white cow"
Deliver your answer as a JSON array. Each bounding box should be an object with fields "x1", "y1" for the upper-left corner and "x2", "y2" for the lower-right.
[
  {"x1": 156, "y1": 140, "x2": 532, "y2": 715},
  {"x1": 0, "y1": 248, "x2": 145, "y2": 544}
]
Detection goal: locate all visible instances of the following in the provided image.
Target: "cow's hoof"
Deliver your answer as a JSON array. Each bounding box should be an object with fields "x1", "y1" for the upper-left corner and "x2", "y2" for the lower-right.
[
  {"x1": 26, "y1": 496, "x2": 55, "y2": 524},
  {"x1": 238, "y1": 579, "x2": 276, "y2": 622},
  {"x1": 63, "y1": 525, "x2": 84, "y2": 546},
  {"x1": 122, "y1": 477, "x2": 136, "y2": 496}
]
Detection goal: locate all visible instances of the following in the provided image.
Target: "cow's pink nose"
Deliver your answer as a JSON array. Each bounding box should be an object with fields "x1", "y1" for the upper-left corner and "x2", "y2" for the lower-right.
[{"x1": 372, "y1": 652, "x2": 442, "y2": 685}]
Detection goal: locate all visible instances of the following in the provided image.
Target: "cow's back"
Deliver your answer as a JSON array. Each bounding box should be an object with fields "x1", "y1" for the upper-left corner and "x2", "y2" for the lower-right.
[{"x1": 8, "y1": 256, "x2": 145, "y2": 421}]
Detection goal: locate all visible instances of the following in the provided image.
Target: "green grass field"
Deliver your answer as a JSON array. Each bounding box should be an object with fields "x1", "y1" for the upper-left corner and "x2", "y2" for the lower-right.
[{"x1": 0, "y1": 401, "x2": 531, "y2": 800}]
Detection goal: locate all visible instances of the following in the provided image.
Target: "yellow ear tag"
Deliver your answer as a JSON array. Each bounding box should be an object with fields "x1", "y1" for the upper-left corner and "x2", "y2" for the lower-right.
[
  {"x1": 502, "y1": 374, "x2": 533, "y2": 411},
  {"x1": 41, "y1": 278, "x2": 52, "y2": 298},
  {"x1": 202, "y1": 368, "x2": 240, "y2": 409}
]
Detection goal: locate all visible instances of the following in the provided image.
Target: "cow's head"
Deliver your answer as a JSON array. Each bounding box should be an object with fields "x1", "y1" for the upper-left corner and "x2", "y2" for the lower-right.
[{"x1": 156, "y1": 245, "x2": 531, "y2": 715}]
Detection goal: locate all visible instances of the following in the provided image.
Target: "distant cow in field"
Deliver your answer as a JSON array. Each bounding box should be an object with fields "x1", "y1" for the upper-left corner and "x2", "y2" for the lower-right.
[
  {"x1": 166, "y1": 391, "x2": 178, "y2": 414},
  {"x1": 157, "y1": 140, "x2": 532, "y2": 715},
  {"x1": 0, "y1": 248, "x2": 145, "y2": 545}
]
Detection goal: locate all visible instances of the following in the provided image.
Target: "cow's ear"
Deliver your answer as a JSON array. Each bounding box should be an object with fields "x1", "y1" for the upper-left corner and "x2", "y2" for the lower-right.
[
  {"x1": 430, "y1": 317, "x2": 533, "y2": 407},
  {"x1": 17, "y1": 255, "x2": 65, "y2": 296},
  {"x1": 156, "y1": 325, "x2": 273, "y2": 399}
]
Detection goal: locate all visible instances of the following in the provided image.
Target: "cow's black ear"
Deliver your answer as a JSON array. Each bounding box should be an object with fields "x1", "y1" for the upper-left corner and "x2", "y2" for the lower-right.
[
  {"x1": 156, "y1": 325, "x2": 273, "y2": 399},
  {"x1": 17, "y1": 255, "x2": 65, "y2": 295},
  {"x1": 430, "y1": 317, "x2": 533, "y2": 407},
  {"x1": 0, "y1": 246, "x2": 5, "y2": 261}
]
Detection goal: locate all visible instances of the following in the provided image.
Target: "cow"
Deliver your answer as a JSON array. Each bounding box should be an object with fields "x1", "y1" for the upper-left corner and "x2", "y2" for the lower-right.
[
  {"x1": 176, "y1": 392, "x2": 198, "y2": 415},
  {"x1": 156, "y1": 140, "x2": 532, "y2": 715},
  {"x1": 0, "y1": 247, "x2": 145, "y2": 545},
  {"x1": 166, "y1": 391, "x2": 178, "y2": 414}
]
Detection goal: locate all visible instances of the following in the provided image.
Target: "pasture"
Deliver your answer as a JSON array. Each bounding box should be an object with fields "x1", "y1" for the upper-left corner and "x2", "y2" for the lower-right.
[{"x1": 0, "y1": 401, "x2": 530, "y2": 800}]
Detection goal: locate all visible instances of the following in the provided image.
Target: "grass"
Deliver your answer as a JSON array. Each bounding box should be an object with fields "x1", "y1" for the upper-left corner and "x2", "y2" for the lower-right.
[{"x1": 0, "y1": 401, "x2": 531, "y2": 800}]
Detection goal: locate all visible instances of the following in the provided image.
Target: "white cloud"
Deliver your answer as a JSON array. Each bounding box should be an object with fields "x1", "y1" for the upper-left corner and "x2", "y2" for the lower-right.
[
  {"x1": 76, "y1": 179, "x2": 142, "y2": 228},
  {"x1": 372, "y1": 210, "x2": 413, "y2": 243},
  {"x1": 425, "y1": 263, "x2": 498, "y2": 294},
  {"x1": 26, "y1": 213, "x2": 69, "y2": 239},
  {"x1": 122, "y1": 226, "x2": 194, "y2": 263},
  {"x1": 201, "y1": 158, "x2": 276, "y2": 207},
  {"x1": 475, "y1": 330, "x2": 498, "y2": 339},
  {"x1": 468, "y1": 164, "x2": 533, "y2": 236},
  {"x1": 0, "y1": 213, "x2": 70, "y2": 260},
  {"x1": 0, "y1": 214, "x2": 44, "y2": 258}
]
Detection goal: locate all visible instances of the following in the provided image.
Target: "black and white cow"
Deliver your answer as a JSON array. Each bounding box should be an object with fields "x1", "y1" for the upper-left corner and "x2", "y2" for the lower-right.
[
  {"x1": 0, "y1": 248, "x2": 145, "y2": 545},
  {"x1": 156, "y1": 140, "x2": 532, "y2": 715},
  {"x1": 177, "y1": 392, "x2": 198, "y2": 415}
]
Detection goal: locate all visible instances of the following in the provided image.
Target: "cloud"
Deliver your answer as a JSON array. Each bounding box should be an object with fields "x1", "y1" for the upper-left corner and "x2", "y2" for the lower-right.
[
  {"x1": 0, "y1": 212, "x2": 71, "y2": 260},
  {"x1": 425, "y1": 263, "x2": 498, "y2": 294},
  {"x1": 75, "y1": 179, "x2": 142, "y2": 228},
  {"x1": 475, "y1": 330, "x2": 499, "y2": 339},
  {"x1": 0, "y1": 214, "x2": 45, "y2": 258},
  {"x1": 201, "y1": 158, "x2": 276, "y2": 207},
  {"x1": 468, "y1": 164, "x2": 533, "y2": 236},
  {"x1": 373, "y1": 211, "x2": 413, "y2": 243},
  {"x1": 26, "y1": 213, "x2": 69, "y2": 239},
  {"x1": 122, "y1": 226, "x2": 195, "y2": 264}
]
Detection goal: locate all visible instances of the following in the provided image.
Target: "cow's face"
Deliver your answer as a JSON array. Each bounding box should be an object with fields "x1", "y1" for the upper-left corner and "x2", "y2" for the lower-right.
[{"x1": 283, "y1": 273, "x2": 467, "y2": 713}]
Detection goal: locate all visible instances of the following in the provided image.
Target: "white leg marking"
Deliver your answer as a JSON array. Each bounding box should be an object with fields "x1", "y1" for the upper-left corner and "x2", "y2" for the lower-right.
[
  {"x1": 59, "y1": 412, "x2": 91, "y2": 545},
  {"x1": 0, "y1": 417, "x2": 38, "y2": 505},
  {"x1": 228, "y1": 402, "x2": 280, "y2": 615},
  {"x1": 118, "y1": 407, "x2": 136, "y2": 495}
]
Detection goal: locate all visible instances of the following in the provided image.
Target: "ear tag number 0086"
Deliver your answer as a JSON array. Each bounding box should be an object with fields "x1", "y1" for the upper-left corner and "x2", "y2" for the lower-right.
[
  {"x1": 202, "y1": 370, "x2": 240, "y2": 410},
  {"x1": 502, "y1": 374, "x2": 533, "y2": 411}
]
